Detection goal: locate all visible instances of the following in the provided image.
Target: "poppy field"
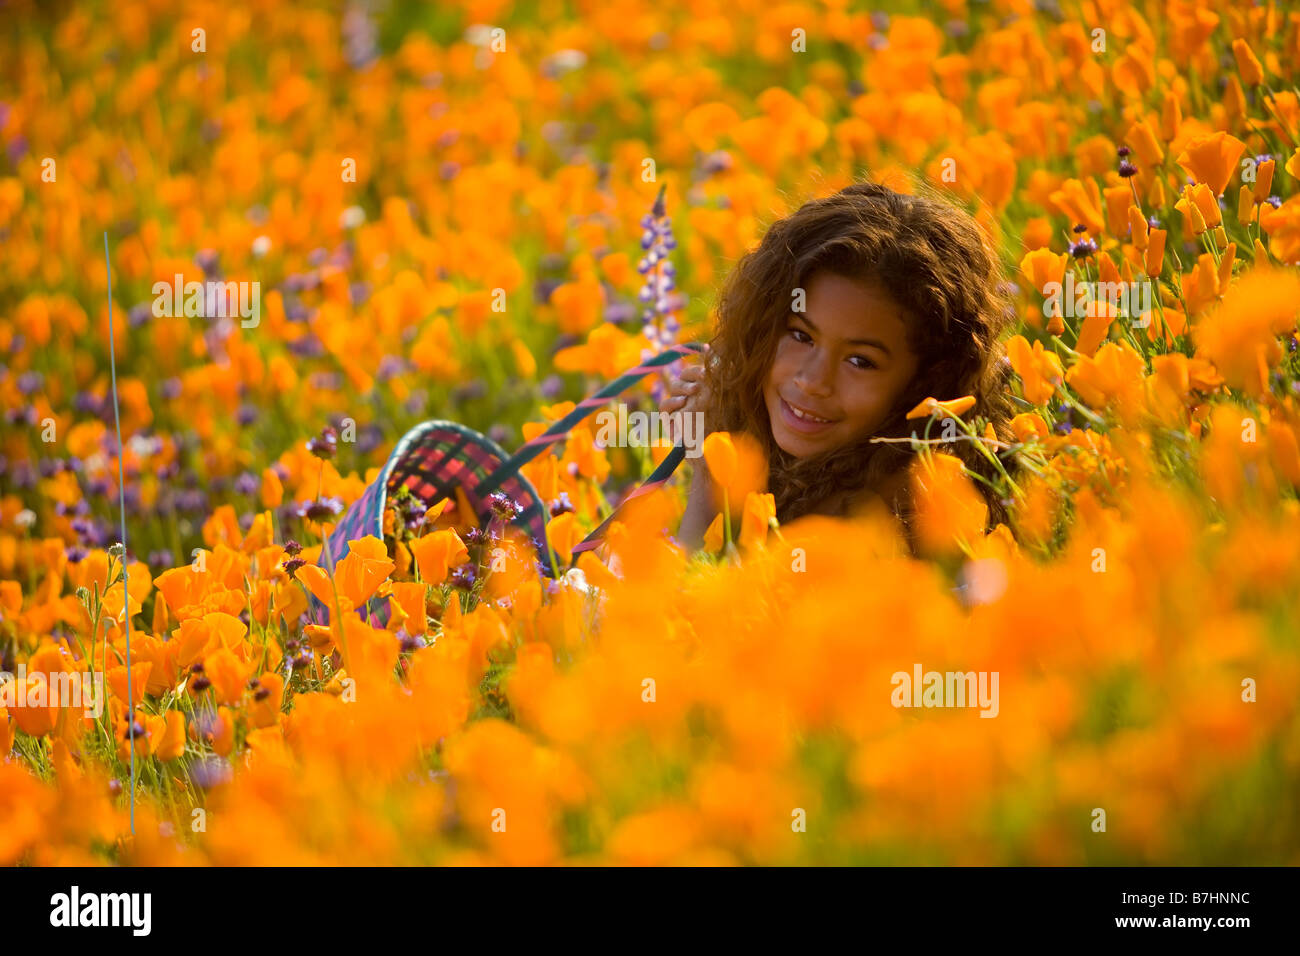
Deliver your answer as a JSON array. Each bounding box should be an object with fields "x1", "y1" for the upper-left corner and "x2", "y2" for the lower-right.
[{"x1": 2, "y1": 0, "x2": 1300, "y2": 866}]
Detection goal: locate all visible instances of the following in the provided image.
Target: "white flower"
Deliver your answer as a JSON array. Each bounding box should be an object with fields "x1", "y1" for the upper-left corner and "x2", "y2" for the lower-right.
[
  {"x1": 15, "y1": 509, "x2": 36, "y2": 530},
  {"x1": 251, "y1": 235, "x2": 272, "y2": 258}
]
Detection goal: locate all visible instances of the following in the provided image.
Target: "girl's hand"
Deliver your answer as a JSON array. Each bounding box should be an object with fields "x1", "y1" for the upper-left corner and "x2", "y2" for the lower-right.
[{"x1": 662, "y1": 362, "x2": 708, "y2": 440}]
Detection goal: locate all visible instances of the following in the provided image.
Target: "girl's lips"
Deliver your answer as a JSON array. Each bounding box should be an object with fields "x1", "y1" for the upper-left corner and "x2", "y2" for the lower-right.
[{"x1": 777, "y1": 396, "x2": 838, "y2": 435}]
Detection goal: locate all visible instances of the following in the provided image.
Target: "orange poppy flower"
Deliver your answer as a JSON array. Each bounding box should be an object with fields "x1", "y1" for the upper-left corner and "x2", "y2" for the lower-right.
[
  {"x1": 1048, "y1": 178, "x2": 1105, "y2": 235},
  {"x1": 1006, "y1": 335, "x2": 1065, "y2": 405},
  {"x1": 911, "y1": 453, "x2": 987, "y2": 557},
  {"x1": 906, "y1": 396, "x2": 977, "y2": 420},
  {"x1": 546, "y1": 512, "x2": 581, "y2": 566},
  {"x1": 1018, "y1": 248, "x2": 1069, "y2": 296},
  {"x1": 738, "y1": 492, "x2": 776, "y2": 550},
  {"x1": 1176, "y1": 131, "x2": 1247, "y2": 196},
  {"x1": 203, "y1": 647, "x2": 249, "y2": 705},
  {"x1": 106, "y1": 661, "x2": 153, "y2": 709},
  {"x1": 298, "y1": 535, "x2": 395, "y2": 612},
  {"x1": 701, "y1": 431, "x2": 766, "y2": 505},
  {"x1": 5, "y1": 676, "x2": 58, "y2": 737},
  {"x1": 1193, "y1": 267, "x2": 1300, "y2": 397},
  {"x1": 408, "y1": 528, "x2": 469, "y2": 585},
  {"x1": 155, "y1": 711, "x2": 187, "y2": 761},
  {"x1": 1065, "y1": 341, "x2": 1147, "y2": 411},
  {"x1": 249, "y1": 673, "x2": 284, "y2": 729},
  {"x1": 387, "y1": 581, "x2": 429, "y2": 636}
]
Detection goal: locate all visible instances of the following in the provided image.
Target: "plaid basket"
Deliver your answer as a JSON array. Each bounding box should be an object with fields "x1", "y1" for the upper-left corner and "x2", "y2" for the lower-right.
[{"x1": 309, "y1": 341, "x2": 706, "y2": 623}]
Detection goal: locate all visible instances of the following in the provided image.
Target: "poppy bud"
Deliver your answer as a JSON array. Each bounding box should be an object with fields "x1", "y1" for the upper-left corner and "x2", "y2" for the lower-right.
[
  {"x1": 1128, "y1": 206, "x2": 1149, "y2": 250},
  {"x1": 1237, "y1": 185, "x2": 1257, "y2": 226},
  {"x1": 1252, "y1": 159, "x2": 1275, "y2": 203},
  {"x1": 1145, "y1": 229, "x2": 1167, "y2": 276},
  {"x1": 1231, "y1": 38, "x2": 1265, "y2": 86}
]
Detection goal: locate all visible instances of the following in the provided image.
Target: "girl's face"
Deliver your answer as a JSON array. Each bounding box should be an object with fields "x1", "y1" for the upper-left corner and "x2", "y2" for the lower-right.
[{"x1": 764, "y1": 271, "x2": 920, "y2": 458}]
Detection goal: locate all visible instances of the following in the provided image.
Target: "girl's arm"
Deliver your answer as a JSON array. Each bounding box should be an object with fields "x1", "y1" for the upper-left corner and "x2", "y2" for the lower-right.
[
  {"x1": 662, "y1": 359, "x2": 715, "y2": 553},
  {"x1": 675, "y1": 457, "x2": 715, "y2": 551}
]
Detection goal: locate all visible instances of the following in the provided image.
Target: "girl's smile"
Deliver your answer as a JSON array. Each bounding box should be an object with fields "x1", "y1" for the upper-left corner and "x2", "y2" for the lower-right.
[{"x1": 764, "y1": 271, "x2": 920, "y2": 458}]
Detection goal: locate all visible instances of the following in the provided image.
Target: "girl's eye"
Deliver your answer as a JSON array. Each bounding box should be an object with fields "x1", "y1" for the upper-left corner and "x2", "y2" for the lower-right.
[
  {"x1": 849, "y1": 355, "x2": 877, "y2": 370},
  {"x1": 788, "y1": 327, "x2": 812, "y2": 345}
]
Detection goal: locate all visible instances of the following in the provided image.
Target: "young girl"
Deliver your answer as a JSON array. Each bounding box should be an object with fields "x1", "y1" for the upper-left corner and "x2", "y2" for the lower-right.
[{"x1": 663, "y1": 180, "x2": 1020, "y2": 555}]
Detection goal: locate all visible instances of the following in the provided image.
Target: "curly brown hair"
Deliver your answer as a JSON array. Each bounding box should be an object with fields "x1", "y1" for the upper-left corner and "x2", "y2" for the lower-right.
[{"x1": 700, "y1": 179, "x2": 1021, "y2": 539}]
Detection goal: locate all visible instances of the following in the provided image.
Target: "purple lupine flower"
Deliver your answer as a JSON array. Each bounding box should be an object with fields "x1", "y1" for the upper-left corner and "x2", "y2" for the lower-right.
[
  {"x1": 287, "y1": 334, "x2": 324, "y2": 358},
  {"x1": 177, "y1": 489, "x2": 209, "y2": 513},
  {"x1": 636, "y1": 186, "x2": 687, "y2": 402},
  {"x1": 308, "y1": 372, "x2": 342, "y2": 391},
  {"x1": 376, "y1": 355, "x2": 406, "y2": 381},
  {"x1": 189, "y1": 757, "x2": 232, "y2": 790},
  {"x1": 234, "y1": 472, "x2": 259, "y2": 496},
  {"x1": 343, "y1": 1, "x2": 380, "y2": 70},
  {"x1": 160, "y1": 378, "x2": 183, "y2": 400},
  {"x1": 604, "y1": 302, "x2": 637, "y2": 323},
  {"x1": 195, "y1": 248, "x2": 220, "y2": 277},
  {"x1": 404, "y1": 390, "x2": 428, "y2": 416},
  {"x1": 701, "y1": 151, "x2": 733, "y2": 175},
  {"x1": 487, "y1": 424, "x2": 511, "y2": 446},
  {"x1": 534, "y1": 277, "x2": 563, "y2": 304},
  {"x1": 452, "y1": 379, "x2": 488, "y2": 403},
  {"x1": 357, "y1": 423, "x2": 384, "y2": 455}
]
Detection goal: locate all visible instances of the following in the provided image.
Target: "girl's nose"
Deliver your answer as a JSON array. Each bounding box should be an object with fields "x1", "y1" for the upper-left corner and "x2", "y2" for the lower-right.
[{"x1": 794, "y1": 349, "x2": 834, "y2": 397}]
